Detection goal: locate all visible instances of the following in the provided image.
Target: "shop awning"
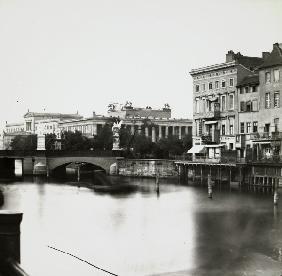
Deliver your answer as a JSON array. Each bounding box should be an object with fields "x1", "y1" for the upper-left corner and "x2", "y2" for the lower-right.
[
  {"x1": 204, "y1": 144, "x2": 225, "y2": 148},
  {"x1": 252, "y1": 141, "x2": 271, "y2": 144},
  {"x1": 187, "y1": 145, "x2": 206, "y2": 153},
  {"x1": 204, "y1": 121, "x2": 218, "y2": 125}
]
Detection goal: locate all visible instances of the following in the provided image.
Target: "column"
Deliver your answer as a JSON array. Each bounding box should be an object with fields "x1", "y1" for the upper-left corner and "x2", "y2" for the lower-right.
[
  {"x1": 131, "y1": 125, "x2": 135, "y2": 135},
  {"x1": 179, "y1": 126, "x2": 182, "y2": 140},
  {"x1": 145, "y1": 127, "x2": 149, "y2": 137},
  {"x1": 172, "y1": 126, "x2": 175, "y2": 136},
  {"x1": 165, "y1": 126, "x2": 169, "y2": 138},
  {"x1": 93, "y1": 124, "x2": 97, "y2": 135},
  {"x1": 185, "y1": 126, "x2": 188, "y2": 135},
  {"x1": 138, "y1": 124, "x2": 142, "y2": 134},
  {"x1": 159, "y1": 125, "x2": 162, "y2": 139},
  {"x1": 152, "y1": 127, "x2": 156, "y2": 143}
]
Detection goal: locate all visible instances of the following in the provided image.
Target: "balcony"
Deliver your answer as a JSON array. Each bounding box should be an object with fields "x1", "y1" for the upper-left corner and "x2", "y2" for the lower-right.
[
  {"x1": 250, "y1": 132, "x2": 282, "y2": 142},
  {"x1": 203, "y1": 103, "x2": 220, "y2": 119}
]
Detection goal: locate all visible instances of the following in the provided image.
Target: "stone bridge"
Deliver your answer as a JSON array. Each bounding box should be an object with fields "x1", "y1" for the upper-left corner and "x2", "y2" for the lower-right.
[{"x1": 0, "y1": 150, "x2": 123, "y2": 175}]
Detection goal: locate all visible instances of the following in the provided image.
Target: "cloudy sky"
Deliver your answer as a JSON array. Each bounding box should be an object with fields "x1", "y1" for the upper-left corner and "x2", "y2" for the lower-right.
[{"x1": 0, "y1": 0, "x2": 281, "y2": 128}]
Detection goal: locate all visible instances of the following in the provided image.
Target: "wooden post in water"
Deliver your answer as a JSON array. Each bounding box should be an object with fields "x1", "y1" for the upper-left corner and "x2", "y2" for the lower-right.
[
  {"x1": 77, "y1": 165, "x2": 80, "y2": 182},
  {"x1": 200, "y1": 165, "x2": 203, "y2": 185},
  {"x1": 208, "y1": 174, "x2": 213, "y2": 198},
  {"x1": 274, "y1": 178, "x2": 279, "y2": 205}
]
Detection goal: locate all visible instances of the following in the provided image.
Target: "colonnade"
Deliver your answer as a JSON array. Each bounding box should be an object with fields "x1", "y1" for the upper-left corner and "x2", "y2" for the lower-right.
[{"x1": 61, "y1": 122, "x2": 191, "y2": 142}]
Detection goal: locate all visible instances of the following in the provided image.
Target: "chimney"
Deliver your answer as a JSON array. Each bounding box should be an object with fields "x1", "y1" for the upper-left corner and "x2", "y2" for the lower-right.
[
  {"x1": 273, "y1": 42, "x2": 282, "y2": 50},
  {"x1": 93, "y1": 111, "x2": 96, "y2": 117},
  {"x1": 262, "y1": 52, "x2": 270, "y2": 60},
  {"x1": 226, "y1": 50, "x2": 235, "y2": 62}
]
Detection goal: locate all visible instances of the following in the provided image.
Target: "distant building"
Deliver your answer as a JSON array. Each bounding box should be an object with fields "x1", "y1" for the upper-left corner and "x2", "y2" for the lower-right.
[
  {"x1": 3, "y1": 112, "x2": 83, "y2": 149},
  {"x1": 3, "y1": 104, "x2": 192, "y2": 149}
]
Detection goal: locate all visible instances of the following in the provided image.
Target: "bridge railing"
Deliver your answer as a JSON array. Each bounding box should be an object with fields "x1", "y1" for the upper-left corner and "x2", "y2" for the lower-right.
[{"x1": 0, "y1": 150, "x2": 115, "y2": 157}]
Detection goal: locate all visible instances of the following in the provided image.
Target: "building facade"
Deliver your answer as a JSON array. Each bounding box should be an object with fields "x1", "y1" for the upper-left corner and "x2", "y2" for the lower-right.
[
  {"x1": 250, "y1": 43, "x2": 282, "y2": 160},
  {"x1": 189, "y1": 50, "x2": 263, "y2": 159},
  {"x1": 2, "y1": 104, "x2": 192, "y2": 149}
]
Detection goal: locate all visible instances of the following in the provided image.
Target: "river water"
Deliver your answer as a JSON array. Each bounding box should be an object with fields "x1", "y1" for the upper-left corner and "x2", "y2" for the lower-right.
[{"x1": 1, "y1": 176, "x2": 282, "y2": 276}]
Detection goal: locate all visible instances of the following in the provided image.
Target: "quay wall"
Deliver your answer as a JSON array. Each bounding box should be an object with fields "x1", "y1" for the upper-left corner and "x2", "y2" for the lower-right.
[{"x1": 117, "y1": 159, "x2": 177, "y2": 178}]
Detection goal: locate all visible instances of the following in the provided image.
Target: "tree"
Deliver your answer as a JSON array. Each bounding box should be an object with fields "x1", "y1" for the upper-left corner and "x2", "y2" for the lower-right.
[
  {"x1": 62, "y1": 131, "x2": 92, "y2": 150},
  {"x1": 132, "y1": 134, "x2": 153, "y2": 158},
  {"x1": 182, "y1": 134, "x2": 192, "y2": 152},
  {"x1": 45, "y1": 133, "x2": 57, "y2": 150},
  {"x1": 10, "y1": 135, "x2": 37, "y2": 150},
  {"x1": 93, "y1": 124, "x2": 113, "y2": 150}
]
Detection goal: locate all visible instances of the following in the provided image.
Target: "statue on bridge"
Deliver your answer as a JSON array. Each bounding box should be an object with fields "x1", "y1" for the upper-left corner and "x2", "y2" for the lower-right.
[{"x1": 112, "y1": 120, "x2": 123, "y2": 151}]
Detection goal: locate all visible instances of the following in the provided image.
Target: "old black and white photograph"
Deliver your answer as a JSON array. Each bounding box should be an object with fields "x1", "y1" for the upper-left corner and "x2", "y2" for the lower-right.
[{"x1": 0, "y1": 0, "x2": 282, "y2": 275}]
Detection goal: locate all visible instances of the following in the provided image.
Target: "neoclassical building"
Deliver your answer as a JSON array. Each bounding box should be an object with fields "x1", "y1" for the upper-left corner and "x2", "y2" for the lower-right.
[{"x1": 2, "y1": 104, "x2": 192, "y2": 149}]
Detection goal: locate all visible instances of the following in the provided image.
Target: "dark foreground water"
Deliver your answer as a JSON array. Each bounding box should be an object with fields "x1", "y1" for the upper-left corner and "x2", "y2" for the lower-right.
[{"x1": 1, "y1": 176, "x2": 282, "y2": 276}]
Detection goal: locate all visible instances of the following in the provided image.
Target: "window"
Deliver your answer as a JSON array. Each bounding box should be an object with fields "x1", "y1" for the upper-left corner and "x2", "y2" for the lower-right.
[
  {"x1": 229, "y1": 78, "x2": 234, "y2": 87},
  {"x1": 264, "y1": 123, "x2": 270, "y2": 133},
  {"x1": 274, "y1": 92, "x2": 280, "y2": 108},
  {"x1": 274, "y1": 69, "x2": 280, "y2": 82},
  {"x1": 274, "y1": 118, "x2": 279, "y2": 132},
  {"x1": 230, "y1": 143, "x2": 234, "y2": 150},
  {"x1": 265, "y1": 92, "x2": 270, "y2": 108},
  {"x1": 209, "y1": 82, "x2": 213, "y2": 90},
  {"x1": 26, "y1": 122, "x2": 32, "y2": 131},
  {"x1": 202, "y1": 83, "x2": 206, "y2": 91},
  {"x1": 253, "y1": 121, "x2": 258, "y2": 133},
  {"x1": 230, "y1": 125, "x2": 234, "y2": 135},
  {"x1": 195, "y1": 85, "x2": 200, "y2": 92},
  {"x1": 221, "y1": 95, "x2": 226, "y2": 111},
  {"x1": 221, "y1": 80, "x2": 226, "y2": 88},
  {"x1": 265, "y1": 72, "x2": 271, "y2": 83},
  {"x1": 230, "y1": 123, "x2": 234, "y2": 135},
  {"x1": 246, "y1": 101, "x2": 252, "y2": 112},
  {"x1": 252, "y1": 86, "x2": 258, "y2": 92},
  {"x1": 240, "y1": 101, "x2": 245, "y2": 112},
  {"x1": 240, "y1": 122, "x2": 245, "y2": 133},
  {"x1": 246, "y1": 122, "x2": 251, "y2": 133},
  {"x1": 215, "y1": 81, "x2": 219, "y2": 89},
  {"x1": 245, "y1": 86, "x2": 249, "y2": 93},
  {"x1": 252, "y1": 100, "x2": 258, "y2": 111},
  {"x1": 239, "y1": 87, "x2": 244, "y2": 94},
  {"x1": 229, "y1": 94, "x2": 234, "y2": 110},
  {"x1": 196, "y1": 99, "x2": 200, "y2": 113},
  {"x1": 222, "y1": 125, "x2": 225, "y2": 135}
]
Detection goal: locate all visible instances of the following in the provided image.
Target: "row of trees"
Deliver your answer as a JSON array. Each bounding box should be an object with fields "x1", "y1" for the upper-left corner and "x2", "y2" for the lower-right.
[{"x1": 10, "y1": 122, "x2": 192, "y2": 158}]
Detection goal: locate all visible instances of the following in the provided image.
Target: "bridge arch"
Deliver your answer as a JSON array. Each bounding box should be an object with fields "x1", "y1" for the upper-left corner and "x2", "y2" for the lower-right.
[{"x1": 47, "y1": 156, "x2": 120, "y2": 174}]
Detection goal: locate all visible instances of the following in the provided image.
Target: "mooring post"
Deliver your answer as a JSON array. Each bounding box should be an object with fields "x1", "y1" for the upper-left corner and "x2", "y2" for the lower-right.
[
  {"x1": 274, "y1": 178, "x2": 279, "y2": 205},
  {"x1": 208, "y1": 174, "x2": 213, "y2": 199},
  {"x1": 77, "y1": 165, "x2": 80, "y2": 182},
  {"x1": 0, "y1": 212, "x2": 23, "y2": 268}
]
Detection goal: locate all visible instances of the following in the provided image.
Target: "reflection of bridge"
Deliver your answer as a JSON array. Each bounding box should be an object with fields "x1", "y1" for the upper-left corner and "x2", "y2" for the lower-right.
[{"x1": 0, "y1": 150, "x2": 123, "y2": 176}]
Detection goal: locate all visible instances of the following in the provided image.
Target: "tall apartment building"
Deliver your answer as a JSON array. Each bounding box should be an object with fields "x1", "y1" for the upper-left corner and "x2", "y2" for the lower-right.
[
  {"x1": 189, "y1": 51, "x2": 263, "y2": 158},
  {"x1": 249, "y1": 43, "x2": 282, "y2": 159}
]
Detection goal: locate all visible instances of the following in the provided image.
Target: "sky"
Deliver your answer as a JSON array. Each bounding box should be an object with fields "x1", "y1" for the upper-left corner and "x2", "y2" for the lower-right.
[{"x1": 0, "y1": 0, "x2": 282, "y2": 129}]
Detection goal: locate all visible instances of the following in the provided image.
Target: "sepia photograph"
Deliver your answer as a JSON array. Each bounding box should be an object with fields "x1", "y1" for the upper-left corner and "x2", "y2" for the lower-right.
[{"x1": 0, "y1": 0, "x2": 282, "y2": 275}]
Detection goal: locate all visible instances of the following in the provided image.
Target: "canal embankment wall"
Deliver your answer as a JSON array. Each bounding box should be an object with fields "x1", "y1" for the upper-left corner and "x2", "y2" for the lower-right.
[{"x1": 117, "y1": 159, "x2": 178, "y2": 178}]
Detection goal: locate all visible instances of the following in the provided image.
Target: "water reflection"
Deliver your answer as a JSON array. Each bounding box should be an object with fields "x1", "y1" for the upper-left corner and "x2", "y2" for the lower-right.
[{"x1": 0, "y1": 176, "x2": 282, "y2": 276}]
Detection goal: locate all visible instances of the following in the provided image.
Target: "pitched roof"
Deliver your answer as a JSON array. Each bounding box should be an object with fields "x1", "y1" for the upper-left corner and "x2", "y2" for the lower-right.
[
  {"x1": 235, "y1": 55, "x2": 264, "y2": 70},
  {"x1": 259, "y1": 43, "x2": 282, "y2": 69},
  {"x1": 237, "y1": 74, "x2": 259, "y2": 87},
  {"x1": 24, "y1": 112, "x2": 83, "y2": 120}
]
